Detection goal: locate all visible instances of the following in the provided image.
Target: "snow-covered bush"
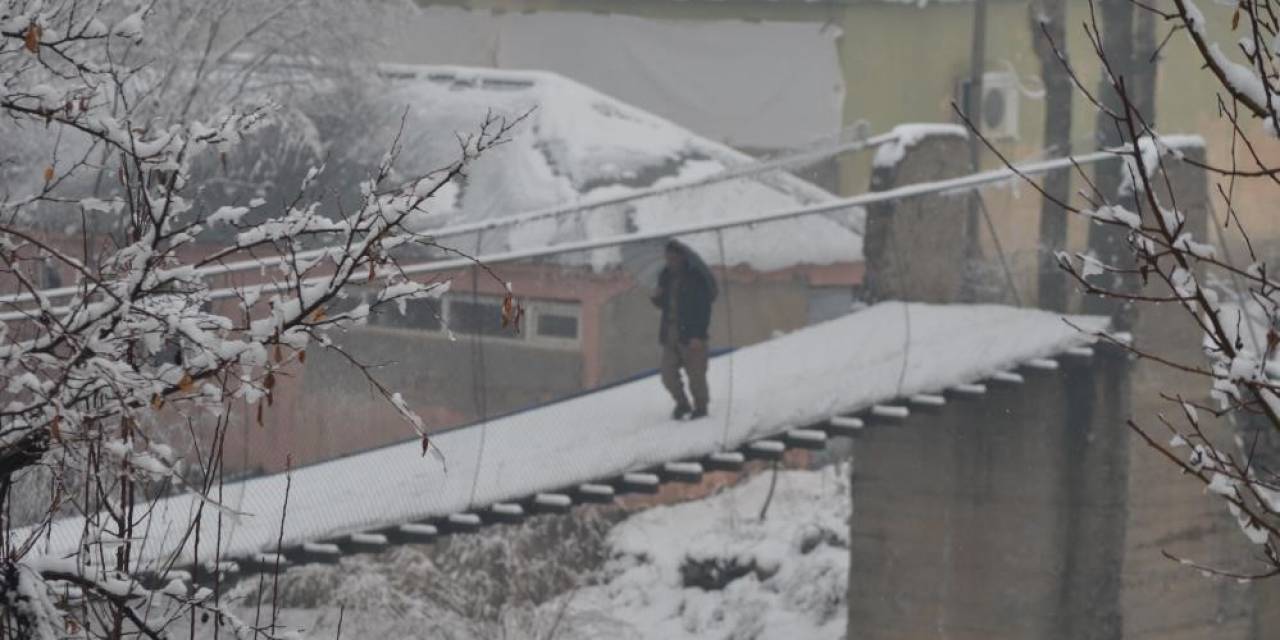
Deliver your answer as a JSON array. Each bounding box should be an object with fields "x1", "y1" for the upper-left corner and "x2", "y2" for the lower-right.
[
  {"x1": 0, "y1": 1, "x2": 514, "y2": 637},
  {"x1": 206, "y1": 466, "x2": 851, "y2": 640},
  {"x1": 549, "y1": 463, "x2": 852, "y2": 639},
  {"x1": 255, "y1": 507, "x2": 618, "y2": 620},
  {"x1": 211, "y1": 507, "x2": 619, "y2": 639}
]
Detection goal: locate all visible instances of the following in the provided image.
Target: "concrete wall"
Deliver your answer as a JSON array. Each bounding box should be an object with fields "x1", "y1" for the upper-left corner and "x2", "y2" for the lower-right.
[{"x1": 847, "y1": 350, "x2": 1130, "y2": 639}]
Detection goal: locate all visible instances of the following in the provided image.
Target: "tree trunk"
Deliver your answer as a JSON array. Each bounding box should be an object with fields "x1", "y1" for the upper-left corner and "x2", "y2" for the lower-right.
[
  {"x1": 1132, "y1": 7, "x2": 1159, "y2": 124},
  {"x1": 962, "y1": 0, "x2": 989, "y2": 301},
  {"x1": 1030, "y1": 0, "x2": 1074, "y2": 313},
  {"x1": 1085, "y1": 0, "x2": 1138, "y2": 327}
]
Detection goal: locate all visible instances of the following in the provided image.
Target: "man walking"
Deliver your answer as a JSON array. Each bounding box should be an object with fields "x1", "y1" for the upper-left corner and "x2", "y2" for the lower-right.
[{"x1": 651, "y1": 240, "x2": 717, "y2": 420}]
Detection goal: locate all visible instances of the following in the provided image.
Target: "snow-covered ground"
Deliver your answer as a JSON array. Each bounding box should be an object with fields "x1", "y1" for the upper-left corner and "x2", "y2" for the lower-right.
[
  {"x1": 550, "y1": 464, "x2": 851, "y2": 640},
  {"x1": 201, "y1": 464, "x2": 852, "y2": 640}
]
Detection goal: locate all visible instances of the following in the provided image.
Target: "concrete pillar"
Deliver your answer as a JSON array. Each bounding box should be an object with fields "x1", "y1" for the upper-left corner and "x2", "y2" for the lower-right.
[
  {"x1": 1055, "y1": 347, "x2": 1129, "y2": 640},
  {"x1": 1152, "y1": 139, "x2": 1209, "y2": 245},
  {"x1": 847, "y1": 348, "x2": 1129, "y2": 639},
  {"x1": 847, "y1": 134, "x2": 1280, "y2": 640},
  {"x1": 862, "y1": 125, "x2": 972, "y2": 304}
]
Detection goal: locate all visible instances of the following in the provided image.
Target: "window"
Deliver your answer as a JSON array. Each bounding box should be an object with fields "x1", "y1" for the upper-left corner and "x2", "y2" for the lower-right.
[
  {"x1": 447, "y1": 297, "x2": 579, "y2": 344},
  {"x1": 537, "y1": 312, "x2": 579, "y2": 339},
  {"x1": 370, "y1": 298, "x2": 442, "y2": 331},
  {"x1": 36, "y1": 261, "x2": 62, "y2": 290},
  {"x1": 449, "y1": 297, "x2": 506, "y2": 337},
  {"x1": 531, "y1": 301, "x2": 580, "y2": 344},
  {"x1": 807, "y1": 287, "x2": 854, "y2": 325},
  {"x1": 356, "y1": 291, "x2": 579, "y2": 347}
]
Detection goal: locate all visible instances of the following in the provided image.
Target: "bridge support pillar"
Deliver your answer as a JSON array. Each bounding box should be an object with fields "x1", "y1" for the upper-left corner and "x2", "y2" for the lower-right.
[
  {"x1": 863, "y1": 125, "x2": 973, "y2": 304},
  {"x1": 847, "y1": 346, "x2": 1129, "y2": 639}
]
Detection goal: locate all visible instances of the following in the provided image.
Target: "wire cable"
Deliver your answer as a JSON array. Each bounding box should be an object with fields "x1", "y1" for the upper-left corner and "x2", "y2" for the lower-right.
[
  {"x1": 974, "y1": 191, "x2": 1025, "y2": 306},
  {"x1": 715, "y1": 230, "x2": 736, "y2": 448},
  {"x1": 466, "y1": 230, "x2": 490, "y2": 510}
]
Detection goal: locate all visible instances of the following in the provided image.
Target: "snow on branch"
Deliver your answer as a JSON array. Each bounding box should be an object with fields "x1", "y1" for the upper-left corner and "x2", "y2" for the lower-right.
[
  {"x1": 1171, "y1": 0, "x2": 1280, "y2": 129},
  {"x1": 968, "y1": 0, "x2": 1280, "y2": 579},
  {"x1": 0, "y1": 0, "x2": 516, "y2": 636}
]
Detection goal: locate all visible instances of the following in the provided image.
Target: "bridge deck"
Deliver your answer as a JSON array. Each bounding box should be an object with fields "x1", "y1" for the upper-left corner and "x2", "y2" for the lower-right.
[{"x1": 26, "y1": 302, "x2": 1107, "y2": 571}]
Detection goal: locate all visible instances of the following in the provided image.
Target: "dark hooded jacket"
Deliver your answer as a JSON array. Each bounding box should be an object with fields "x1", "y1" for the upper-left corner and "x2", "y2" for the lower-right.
[{"x1": 651, "y1": 241, "x2": 718, "y2": 345}]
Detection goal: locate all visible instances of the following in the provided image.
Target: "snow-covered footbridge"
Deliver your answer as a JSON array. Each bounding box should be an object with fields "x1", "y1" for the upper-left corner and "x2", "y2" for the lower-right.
[
  {"x1": 16, "y1": 91, "x2": 1175, "y2": 587},
  {"x1": 25, "y1": 301, "x2": 1107, "y2": 583}
]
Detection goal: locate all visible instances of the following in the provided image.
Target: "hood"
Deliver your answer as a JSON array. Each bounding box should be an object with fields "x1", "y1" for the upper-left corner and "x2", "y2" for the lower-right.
[{"x1": 668, "y1": 239, "x2": 719, "y2": 302}]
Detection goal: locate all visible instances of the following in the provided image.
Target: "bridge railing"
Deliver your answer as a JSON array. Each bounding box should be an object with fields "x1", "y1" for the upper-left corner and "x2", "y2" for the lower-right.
[
  {"x1": 218, "y1": 205, "x2": 869, "y2": 479},
  {"x1": 215, "y1": 129, "x2": 1132, "y2": 482},
  {"x1": 17, "y1": 125, "x2": 1176, "y2": 580}
]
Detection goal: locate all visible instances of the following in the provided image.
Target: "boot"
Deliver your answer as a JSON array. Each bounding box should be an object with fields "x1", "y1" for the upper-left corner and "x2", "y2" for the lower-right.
[
  {"x1": 672, "y1": 403, "x2": 692, "y2": 420},
  {"x1": 689, "y1": 406, "x2": 708, "y2": 420}
]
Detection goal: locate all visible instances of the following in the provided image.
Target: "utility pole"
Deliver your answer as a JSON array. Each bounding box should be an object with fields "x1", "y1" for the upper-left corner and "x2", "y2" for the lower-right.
[
  {"x1": 967, "y1": 0, "x2": 988, "y2": 174},
  {"x1": 963, "y1": 0, "x2": 989, "y2": 299},
  {"x1": 1031, "y1": 0, "x2": 1073, "y2": 313},
  {"x1": 1085, "y1": 0, "x2": 1136, "y2": 327}
]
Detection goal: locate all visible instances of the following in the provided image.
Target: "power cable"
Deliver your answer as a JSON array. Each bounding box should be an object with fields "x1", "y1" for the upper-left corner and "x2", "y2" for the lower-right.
[
  {"x1": 0, "y1": 150, "x2": 1120, "y2": 321},
  {"x1": 466, "y1": 230, "x2": 490, "y2": 510},
  {"x1": 0, "y1": 123, "x2": 886, "y2": 306},
  {"x1": 715, "y1": 230, "x2": 736, "y2": 448},
  {"x1": 973, "y1": 191, "x2": 1024, "y2": 306}
]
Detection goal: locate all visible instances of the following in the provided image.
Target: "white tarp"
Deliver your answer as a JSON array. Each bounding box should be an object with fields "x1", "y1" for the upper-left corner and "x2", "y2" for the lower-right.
[{"x1": 381, "y1": 6, "x2": 845, "y2": 149}]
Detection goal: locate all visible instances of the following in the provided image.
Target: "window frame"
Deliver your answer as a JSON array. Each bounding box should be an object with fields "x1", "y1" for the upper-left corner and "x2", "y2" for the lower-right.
[
  {"x1": 527, "y1": 299, "x2": 582, "y2": 347},
  {"x1": 351, "y1": 289, "x2": 583, "y2": 350}
]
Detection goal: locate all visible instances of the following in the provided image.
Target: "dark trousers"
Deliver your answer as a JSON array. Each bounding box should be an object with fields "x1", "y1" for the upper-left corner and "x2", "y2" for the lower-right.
[{"x1": 661, "y1": 340, "x2": 708, "y2": 410}]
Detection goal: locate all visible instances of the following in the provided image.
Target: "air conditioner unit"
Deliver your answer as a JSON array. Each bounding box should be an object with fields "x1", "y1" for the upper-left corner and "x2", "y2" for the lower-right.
[{"x1": 958, "y1": 71, "x2": 1021, "y2": 141}]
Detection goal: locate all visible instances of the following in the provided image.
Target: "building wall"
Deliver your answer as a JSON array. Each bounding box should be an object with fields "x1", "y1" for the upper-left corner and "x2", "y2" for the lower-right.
[
  {"x1": 386, "y1": 2, "x2": 845, "y2": 150},
  {"x1": 215, "y1": 327, "x2": 586, "y2": 475},
  {"x1": 413, "y1": 0, "x2": 1234, "y2": 143},
  {"x1": 218, "y1": 261, "x2": 859, "y2": 474},
  {"x1": 410, "y1": 0, "x2": 1280, "y2": 260},
  {"x1": 596, "y1": 270, "x2": 817, "y2": 385}
]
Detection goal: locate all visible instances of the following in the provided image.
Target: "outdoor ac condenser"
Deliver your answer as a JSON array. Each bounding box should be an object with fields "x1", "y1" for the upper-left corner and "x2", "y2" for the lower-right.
[{"x1": 956, "y1": 70, "x2": 1021, "y2": 141}]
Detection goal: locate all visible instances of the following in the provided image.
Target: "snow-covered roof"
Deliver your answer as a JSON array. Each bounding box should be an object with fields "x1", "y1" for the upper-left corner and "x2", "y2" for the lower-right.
[
  {"x1": 24, "y1": 302, "x2": 1105, "y2": 571},
  {"x1": 379, "y1": 64, "x2": 862, "y2": 272}
]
